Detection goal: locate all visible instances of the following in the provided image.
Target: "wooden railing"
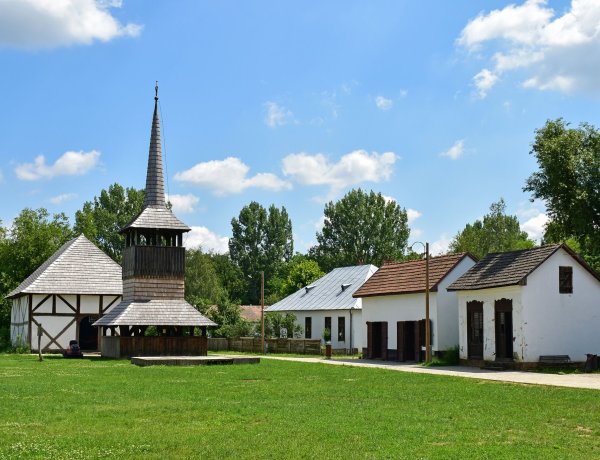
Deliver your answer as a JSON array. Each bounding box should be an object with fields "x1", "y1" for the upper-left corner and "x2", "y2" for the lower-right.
[
  {"x1": 208, "y1": 337, "x2": 322, "y2": 355},
  {"x1": 122, "y1": 245, "x2": 185, "y2": 278},
  {"x1": 101, "y1": 336, "x2": 207, "y2": 358}
]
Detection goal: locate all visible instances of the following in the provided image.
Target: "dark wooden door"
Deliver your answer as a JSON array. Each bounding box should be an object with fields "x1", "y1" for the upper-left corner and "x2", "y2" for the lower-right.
[
  {"x1": 397, "y1": 322, "x2": 405, "y2": 361},
  {"x1": 366, "y1": 322, "x2": 373, "y2": 359},
  {"x1": 381, "y1": 322, "x2": 388, "y2": 360},
  {"x1": 467, "y1": 301, "x2": 484, "y2": 359},
  {"x1": 79, "y1": 315, "x2": 98, "y2": 351},
  {"x1": 494, "y1": 299, "x2": 513, "y2": 361},
  {"x1": 414, "y1": 320, "x2": 421, "y2": 362}
]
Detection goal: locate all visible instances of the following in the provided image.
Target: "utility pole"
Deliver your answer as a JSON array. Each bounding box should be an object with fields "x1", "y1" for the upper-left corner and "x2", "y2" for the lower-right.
[
  {"x1": 425, "y1": 242, "x2": 431, "y2": 363},
  {"x1": 261, "y1": 271, "x2": 265, "y2": 354}
]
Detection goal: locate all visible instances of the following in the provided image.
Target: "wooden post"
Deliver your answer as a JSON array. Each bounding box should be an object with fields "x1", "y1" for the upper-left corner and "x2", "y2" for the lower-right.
[
  {"x1": 425, "y1": 242, "x2": 431, "y2": 364},
  {"x1": 37, "y1": 325, "x2": 43, "y2": 362},
  {"x1": 261, "y1": 271, "x2": 265, "y2": 354}
]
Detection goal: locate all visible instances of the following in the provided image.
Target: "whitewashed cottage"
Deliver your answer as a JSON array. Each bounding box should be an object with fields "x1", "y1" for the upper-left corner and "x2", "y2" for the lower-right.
[{"x1": 447, "y1": 244, "x2": 600, "y2": 366}]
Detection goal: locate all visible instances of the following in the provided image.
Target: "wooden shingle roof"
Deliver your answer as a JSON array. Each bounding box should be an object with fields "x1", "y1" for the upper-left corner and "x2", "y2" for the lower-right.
[
  {"x1": 7, "y1": 234, "x2": 122, "y2": 298},
  {"x1": 94, "y1": 299, "x2": 216, "y2": 326},
  {"x1": 266, "y1": 264, "x2": 378, "y2": 312},
  {"x1": 121, "y1": 206, "x2": 190, "y2": 232},
  {"x1": 353, "y1": 253, "x2": 475, "y2": 298},
  {"x1": 447, "y1": 244, "x2": 600, "y2": 291}
]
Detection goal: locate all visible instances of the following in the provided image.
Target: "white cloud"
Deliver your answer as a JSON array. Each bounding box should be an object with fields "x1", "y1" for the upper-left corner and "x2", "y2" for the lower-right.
[
  {"x1": 166, "y1": 193, "x2": 199, "y2": 214},
  {"x1": 411, "y1": 228, "x2": 423, "y2": 238},
  {"x1": 375, "y1": 95, "x2": 393, "y2": 110},
  {"x1": 473, "y1": 69, "x2": 499, "y2": 98},
  {"x1": 185, "y1": 226, "x2": 229, "y2": 254},
  {"x1": 430, "y1": 233, "x2": 451, "y2": 256},
  {"x1": 0, "y1": 0, "x2": 141, "y2": 49},
  {"x1": 15, "y1": 150, "x2": 100, "y2": 180},
  {"x1": 174, "y1": 157, "x2": 291, "y2": 196},
  {"x1": 282, "y1": 150, "x2": 398, "y2": 195},
  {"x1": 315, "y1": 215, "x2": 327, "y2": 232},
  {"x1": 399, "y1": 89, "x2": 408, "y2": 98},
  {"x1": 50, "y1": 193, "x2": 77, "y2": 204},
  {"x1": 440, "y1": 140, "x2": 465, "y2": 160},
  {"x1": 264, "y1": 101, "x2": 294, "y2": 128},
  {"x1": 521, "y1": 212, "x2": 549, "y2": 241},
  {"x1": 0, "y1": 169, "x2": 4, "y2": 183},
  {"x1": 459, "y1": 0, "x2": 600, "y2": 95},
  {"x1": 406, "y1": 208, "x2": 422, "y2": 225}
]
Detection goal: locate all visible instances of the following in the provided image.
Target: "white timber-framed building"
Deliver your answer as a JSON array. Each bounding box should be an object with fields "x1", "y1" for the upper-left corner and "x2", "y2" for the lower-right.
[{"x1": 8, "y1": 234, "x2": 122, "y2": 352}]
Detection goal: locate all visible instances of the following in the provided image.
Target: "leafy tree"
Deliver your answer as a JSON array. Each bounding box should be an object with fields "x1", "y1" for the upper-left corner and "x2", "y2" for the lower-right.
[
  {"x1": 209, "y1": 253, "x2": 247, "y2": 303},
  {"x1": 0, "y1": 209, "x2": 73, "y2": 348},
  {"x1": 229, "y1": 202, "x2": 293, "y2": 304},
  {"x1": 524, "y1": 119, "x2": 600, "y2": 269},
  {"x1": 74, "y1": 183, "x2": 144, "y2": 262},
  {"x1": 309, "y1": 189, "x2": 410, "y2": 272},
  {"x1": 449, "y1": 199, "x2": 535, "y2": 259},
  {"x1": 185, "y1": 249, "x2": 227, "y2": 307},
  {"x1": 264, "y1": 312, "x2": 302, "y2": 338},
  {"x1": 207, "y1": 300, "x2": 253, "y2": 338}
]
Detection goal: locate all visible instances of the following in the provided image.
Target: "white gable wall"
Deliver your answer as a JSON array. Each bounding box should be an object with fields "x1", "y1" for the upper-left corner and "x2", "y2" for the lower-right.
[
  {"x1": 457, "y1": 286, "x2": 523, "y2": 361},
  {"x1": 521, "y1": 248, "x2": 600, "y2": 362},
  {"x1": 285, "y1": 309, "x2": 362, "y2": 352},
  {"x1": 361, "y1": 293, "x2": 439, "y2": 351}
]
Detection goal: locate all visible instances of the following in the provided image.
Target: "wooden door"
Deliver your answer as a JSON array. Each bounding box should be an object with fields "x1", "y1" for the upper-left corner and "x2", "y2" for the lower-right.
[
  {"x1": 380, "y1": 322, "x2": 388, "y2": 360},
  {"x1": 466, "y1": 301, "x2": 483, "y2": 359},
  {"x1": 397, "y1": 322, "x2": 405, "y2": 361},
  {"x1": 494, "y1": 299, "x2": 513, "y2": 361},
  {"x1": 366, "y1": 322, "x2": 373, "y2": 359},
  {"x1": 414, "y1": 320, "x2": 421, "y2": 362}
]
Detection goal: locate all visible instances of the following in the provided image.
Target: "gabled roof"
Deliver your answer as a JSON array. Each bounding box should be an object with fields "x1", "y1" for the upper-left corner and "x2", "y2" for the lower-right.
[
  {"x1": 93, "y1": 299, "x2": 216, "y2": 326},
  {"x1": 121, "y1": 206, "x2": 190, "y2": 232},
  {"x1": 447, "y1": 244, "x2": 600, "y2": 291},
  {"x1": 353, "y1": 253, "x2": 475, "y2": 298},
  {"x1": 266, "y1": 264, "x2": 378, "y2": 312},
  {"x1": 7, "y1": 234, "x2": 122, "y2": 298}
]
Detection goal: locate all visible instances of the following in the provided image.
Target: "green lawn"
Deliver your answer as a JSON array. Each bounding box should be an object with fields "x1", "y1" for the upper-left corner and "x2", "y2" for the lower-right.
[{"x1": 1, "y1": 355, "x2": 599, "y2": 459}]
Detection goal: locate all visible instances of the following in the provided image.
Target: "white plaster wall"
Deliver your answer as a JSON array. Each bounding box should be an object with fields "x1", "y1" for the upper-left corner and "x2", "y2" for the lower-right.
[
  {"x1": 436, "y1": 257, "x2": 477, "y2": 350},
  {"x1": 291, "y1": 309, "x2": 362, "y2": 352},
  {"x1": 33, "y1": 294, "x2": 52, "y2": 313},
  {"x1": 79, "y1": 295, "x2": 99, "y2": 314},
  {"x1": 101, "y1": 295, "x2": 121, "y2": 313},
  {"x1": 457, "y1": 287, "x2": 523, "y2": 361},
  {"x1": 361, "y1": 293, "x2": 439, "y2": 351},
  {"x1": 10, "y1": 296, "x2": 29, "y2": 346},
  {"x1": 521, "y1": 249, "x2": 600, "y2": 362},
  {"x1": 31, "y1": 316, "x2": 76, "y2": 351},
  {"x1": 56, "y1": 294, "x2": 76, "y2": 314}
]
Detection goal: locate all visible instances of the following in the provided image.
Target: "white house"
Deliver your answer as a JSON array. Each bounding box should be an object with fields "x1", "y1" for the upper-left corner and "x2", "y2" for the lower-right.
[
  {"x1": 353, "y1": 253, "x2": 476, "y2": 361},
  {"x1": 265, "y1": 265, "x2": 377, "y2": 353},
  {"x1": 447, "y1": 244, "x2": 600, "y2": 365},
  {"x1": 8, "y1": 234, "x2": 122, "y2": 352}
]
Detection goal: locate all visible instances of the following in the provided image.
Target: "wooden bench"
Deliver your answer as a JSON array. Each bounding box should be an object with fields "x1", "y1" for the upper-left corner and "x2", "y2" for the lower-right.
[{"x1": 539, "y1": 355, "x2": 571, "y2": 365}]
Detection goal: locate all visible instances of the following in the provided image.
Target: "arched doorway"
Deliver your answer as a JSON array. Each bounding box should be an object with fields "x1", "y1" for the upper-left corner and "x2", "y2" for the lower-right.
[{"x1": 79, "y1": 316, "x2": 98, "y2": 351}]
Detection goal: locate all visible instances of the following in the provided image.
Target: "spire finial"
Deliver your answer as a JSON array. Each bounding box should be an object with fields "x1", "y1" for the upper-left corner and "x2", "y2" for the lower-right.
[{"x1": 155, "y1": 81, "x2": 159, "y2": 102}]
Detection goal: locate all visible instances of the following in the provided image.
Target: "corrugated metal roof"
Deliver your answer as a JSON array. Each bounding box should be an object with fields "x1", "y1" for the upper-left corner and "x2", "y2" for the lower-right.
[
  {"x1": 7, "y1": 234, "x2": 123, "y2": 298},
  {"x1": 353, "y1": 253, "x2": 475, "y2": 298},
  {"x1": 93, "y1": 299, "x2": 216, "y2": 326},
  {"x1": 447, "y1": 244, "x2": 600, "y2": 291},
  {"x1": 266, "y1": 264, "x2": 377, "y2": 312}
]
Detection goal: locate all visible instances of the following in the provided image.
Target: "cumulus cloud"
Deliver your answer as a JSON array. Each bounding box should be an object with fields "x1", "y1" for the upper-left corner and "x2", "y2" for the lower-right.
[
  {"x1": 174, "y1": 157, "x2": 291, "y2": 196},
  {"x1": 430, "y1": 233, "x2": 451, "y2": 256},
  {"x1": 50, "y1": 193, "x2": 77, "y2": 204},
  {"x1": 264, "y1": 101, "x2": 294, "y2": 128},
  {"x1": 282, "y1": 150, "x2": 398, "y2": 196},
  {"x1": 185, "y1": 226, "x2": 229, "y2": 253},
  {"x1": 166, "y1": 193, "x2": 199, "y2": 214},
  {"x1": 517, "y1": 202, "x2": 549, "y2": 241},
  {"x1": 375, "y1": 95, "x2": 393, "y2": 110},
  {"x1": 0, "y1": 0, "x2": 141, "y2": 49},
  {"x1": 458, "y1": 0, "x2": 600, "y2": 95},
  {"x1": 440, "y1": 140, "x2": 465, "y2": 160},
  {"x1": 406, "y1": 208, "x2": 422, "y2": 225},
  {"x1": 15, "y1": 150, "x2": 100, "y2": 180}
]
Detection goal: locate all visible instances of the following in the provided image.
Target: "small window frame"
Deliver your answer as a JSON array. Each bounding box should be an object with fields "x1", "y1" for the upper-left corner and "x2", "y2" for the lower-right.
[{"x1": 559, "y1": 266, "x2": 573, "y2": 294}]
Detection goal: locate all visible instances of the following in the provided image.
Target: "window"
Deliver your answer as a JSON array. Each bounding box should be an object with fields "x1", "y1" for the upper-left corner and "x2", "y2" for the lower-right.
[
  {"x1": 325, "y1": 317, "x2": 331, "y2": 335},
  {"x1": 338, "y1": 317, "x2": 345, "y2": 342},
  {"x1": 305, "y1": 317, "x2": 312, "y2": 339},
  {"x1": 559, "y1": 266, "x2": 573, "y2": 294}
]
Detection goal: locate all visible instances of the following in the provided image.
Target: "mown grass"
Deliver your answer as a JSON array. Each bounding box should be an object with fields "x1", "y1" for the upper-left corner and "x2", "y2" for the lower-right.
[{"x1": 1, "y1": 354, "x2": 599, "y2": 459}]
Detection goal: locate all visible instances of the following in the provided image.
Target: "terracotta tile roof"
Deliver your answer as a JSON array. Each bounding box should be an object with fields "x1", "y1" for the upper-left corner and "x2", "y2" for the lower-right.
[
  {"x1": 93, "y1": 299, "x2": 216, "y2": 326},
  {"x1": 240, "y1": 305, "x2": 263, "y2": 322},
  {"x1": 353, "y1": 253, "x2": 475, "y2": 298},
  {"x1": 447, "y1": 244, "x2": 600, "y2": 291},
  {"x1": 7, "y1": 234, "x2": 122, "y2": 298}
]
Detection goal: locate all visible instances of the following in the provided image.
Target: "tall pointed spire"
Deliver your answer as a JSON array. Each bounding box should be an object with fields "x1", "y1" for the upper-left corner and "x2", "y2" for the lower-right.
[{"x1": 144, "y1": 82, "x2": 166, "y2": 207}]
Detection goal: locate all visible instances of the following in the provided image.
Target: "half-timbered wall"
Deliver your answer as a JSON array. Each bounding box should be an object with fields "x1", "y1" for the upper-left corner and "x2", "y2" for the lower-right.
[{"x1": 10, "y1": 293, "x2": 121, "y2": 351}]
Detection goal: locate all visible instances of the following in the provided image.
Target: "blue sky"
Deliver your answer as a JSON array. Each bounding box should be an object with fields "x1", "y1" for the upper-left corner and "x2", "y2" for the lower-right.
[{"x1": 0, "y1": 0, "x2": 597, "y2": 254}]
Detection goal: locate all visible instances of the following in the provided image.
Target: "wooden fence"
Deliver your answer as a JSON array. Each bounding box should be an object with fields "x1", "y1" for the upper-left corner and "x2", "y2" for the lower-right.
[
  {"x1": 208, "y1": 337, "x2": 322, "y2": 355},
  {"x1": 101, "y1": 336, "x2": 208, "y2": 358}
]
